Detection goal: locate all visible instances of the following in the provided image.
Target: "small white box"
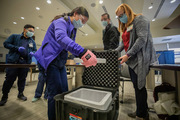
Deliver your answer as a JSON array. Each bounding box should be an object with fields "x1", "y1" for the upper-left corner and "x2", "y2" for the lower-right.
[
  {"x1": 74, "y1": 58, "x2": 106, "y2": 64},
  {"x1": 64, "y1": 88, "x2": 112, "y2": 110}
]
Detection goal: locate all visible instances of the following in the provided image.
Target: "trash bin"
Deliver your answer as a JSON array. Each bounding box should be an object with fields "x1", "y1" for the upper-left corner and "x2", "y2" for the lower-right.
[{"x1": 156, "y1": 50, "x2": 174, "y2": 64}]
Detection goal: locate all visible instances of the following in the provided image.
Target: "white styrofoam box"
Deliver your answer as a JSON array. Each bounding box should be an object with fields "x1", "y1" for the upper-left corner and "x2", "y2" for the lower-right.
[
  {"x1": 64, "y1": 88, "x2": 112, "y2": 110},
  {"x1": 74, "y1": 58, "x2": 106, "y2": 64}
]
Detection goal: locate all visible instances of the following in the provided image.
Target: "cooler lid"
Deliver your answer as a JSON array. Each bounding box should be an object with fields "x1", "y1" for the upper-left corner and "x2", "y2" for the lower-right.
[{"x1": 82, "y1": 51, "x2": 120, "y2": 88}]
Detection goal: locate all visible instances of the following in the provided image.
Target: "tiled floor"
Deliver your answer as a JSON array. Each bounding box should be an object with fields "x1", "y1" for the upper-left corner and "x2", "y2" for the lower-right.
[{"x1": 0, "y1": 72, "x2": 160, "y2": 120}]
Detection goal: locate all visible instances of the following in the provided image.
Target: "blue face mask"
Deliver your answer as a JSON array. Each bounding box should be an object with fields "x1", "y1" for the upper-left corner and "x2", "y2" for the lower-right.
[
  {"x1": 73, "y1": 19, "x2": 83, "y2": 29},
  {"x1": 26, "y1": 31, "x2": 34, "y2": 37},
  {"x1": 101, "y1": 21, "x2": 108, "y2": 27},
  {"x1": 118, "y1": 14, "x2": 128, "y2": 24}
]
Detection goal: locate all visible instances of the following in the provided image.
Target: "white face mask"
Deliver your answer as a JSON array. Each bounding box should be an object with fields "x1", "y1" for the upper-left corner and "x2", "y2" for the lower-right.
[
  {"x1": 73, "y1": 19, "x2": 83, "y2": 29},
  {"x1": 26, "y1": 31, "x2": 34, "y2": 37},
  {"x1": 101, "y1": 21, "x2": 108, "y2": 27}
]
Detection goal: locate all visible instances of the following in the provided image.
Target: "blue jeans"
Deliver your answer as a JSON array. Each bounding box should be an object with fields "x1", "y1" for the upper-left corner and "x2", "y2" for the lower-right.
[
  {"x1": 128, "y1": 67, "x2": 148, "y2": 118},
  {"x1": 47, "y1": 64, "x2": 68, "y2": 120},
  {"x1": 34, "y1": 71, "x2": 48, "y2": 99},
  {"x1": 45, "y1": 50, "x2": 68, "y2": 120}
]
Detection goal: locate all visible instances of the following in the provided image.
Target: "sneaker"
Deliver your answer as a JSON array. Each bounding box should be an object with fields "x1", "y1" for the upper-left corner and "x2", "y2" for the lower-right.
[
  {"x1": 17, "y1": 93, "x2": 27, "y2": 101},
  {"x1": 128, "y1": 111, "x2": 136, "y2": 118},
  {"x1": 32, "y1": 97, "x2": 40, "y2": 102},
  {"x1": 0, "y1": 95, "x2": 8, "y2": 106}
]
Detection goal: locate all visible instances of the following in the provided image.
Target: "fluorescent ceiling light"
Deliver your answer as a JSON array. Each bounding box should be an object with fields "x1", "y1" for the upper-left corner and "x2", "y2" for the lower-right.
[
  {"x1": 47, "y1": 0, "x2": 51, "y2": 4},
  {"x1": 36, "y1": 7, "x2": 40, "y2": 10},
  {"x1": 13, "y1": 22, "x2": 17, "y2": 24},
  {"x1": 21, "y1": 17, "x2": 24, "y2": 19},
  {"x1": 99, "y1": 0, "x2": 103, "y2": 4},
  {"x1": 152, "y1": 19, "x2": 155, "y2": 21},
  {"x1": 36, "y1": 27, "x2": 39, "y2": 29},
  {"x1": 148, "y1": 5, "x2": 153, "y2": 9},
  {"x1": 170, "y1": 0, "x2": 176, "y2": 3}
]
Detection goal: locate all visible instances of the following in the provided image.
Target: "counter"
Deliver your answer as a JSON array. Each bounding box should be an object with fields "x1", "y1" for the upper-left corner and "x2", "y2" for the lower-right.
[{"x1": 148, "y1": 64, "x2": 180, "y2": 105}]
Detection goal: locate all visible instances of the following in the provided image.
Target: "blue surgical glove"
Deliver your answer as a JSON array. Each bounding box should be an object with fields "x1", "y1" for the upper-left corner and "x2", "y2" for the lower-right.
[
  {"x1": 18, "y1": 47, "x2": 25, "y2": 53},
  {"x1": 29, "y1": 52, "x2": 34, "y2": 57}
]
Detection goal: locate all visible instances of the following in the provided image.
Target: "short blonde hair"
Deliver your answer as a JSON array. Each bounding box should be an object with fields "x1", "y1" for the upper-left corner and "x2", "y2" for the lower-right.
[{"x1": 115, "y1": 4, "x2": 138, "y2": 32}]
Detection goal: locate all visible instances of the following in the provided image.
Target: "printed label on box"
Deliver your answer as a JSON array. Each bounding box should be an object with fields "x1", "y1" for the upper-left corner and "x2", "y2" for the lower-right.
[{"x1": 69, "y1": 113, "x2": 82, "y2": 120}]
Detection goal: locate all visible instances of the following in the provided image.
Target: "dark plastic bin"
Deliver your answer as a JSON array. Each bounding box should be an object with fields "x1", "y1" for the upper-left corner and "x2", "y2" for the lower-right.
[
  {"x1": 54, "y1": 86, "x2": 119, "y2": 120},
  {"x1": 54, "y1": 51, "x2": 120, "y2": 120}
]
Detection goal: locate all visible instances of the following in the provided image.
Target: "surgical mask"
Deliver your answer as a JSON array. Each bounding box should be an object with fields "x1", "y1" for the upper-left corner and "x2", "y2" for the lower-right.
[
  {"x1": 26, "y1": 31, "x2": 34, "y2": 37},
  {"x1": 118, "y1": 14, "x2": 128, "y2": 24},
  {"x1": 73, "y1": 19, "x2": 83, "y2": 29},
  {"x1": 101, "y1": 21, "x2": 108, "y2": 27}
]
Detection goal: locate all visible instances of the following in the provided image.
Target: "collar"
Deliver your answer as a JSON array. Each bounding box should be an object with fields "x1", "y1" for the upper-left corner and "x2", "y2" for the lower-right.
[
  {"x1": 67, "y1": 16, "x2": 77, "y2": 33},
  {"x1": 105, "y1": 23, "x2": 111, "y2": 30}
]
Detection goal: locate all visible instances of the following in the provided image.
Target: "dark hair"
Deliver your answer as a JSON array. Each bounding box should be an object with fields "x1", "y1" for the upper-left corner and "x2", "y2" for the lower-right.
[
  {"x1": 24, "y1": 24, "x2": 35, "y2": 29},
  {"x1": 51, "y1": 6, "x2": 89, "y2": 22},
  {"x1": 101, "y1": 13, "x2": 110, "y2": 19}
]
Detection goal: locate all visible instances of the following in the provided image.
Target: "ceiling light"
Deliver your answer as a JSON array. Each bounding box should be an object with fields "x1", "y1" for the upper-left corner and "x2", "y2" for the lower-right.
[
  {"x1": 36, "y1": 27, "x2": 39, "y2": 29},
  {"x1": 21, "y1": 17, "x2": 24, "y2": 19},
  {"x1": 47, "y1": 0, "x2": 51, "y2": 4},
  {"x1": 99, "y1": 0, "x2": 103, "y2": 4},
  {"x1": 36, "y1": 7, "x2": 40, "y2": 10},
  {"x1": 152, "y1": 19, "x2": 155, "y2": 21},
  {"x1": 170, "y1": 0, "x2": 176, "y2": 3},
  {"x1": 13, "y1": 22, "x2": 17, "y2": 24},
  {"x1": 84, "y1": 33, "x2": 88, "y2": 36},
  {"x1": 148, "y1": 5, "x2": 153, "y2": 9}
]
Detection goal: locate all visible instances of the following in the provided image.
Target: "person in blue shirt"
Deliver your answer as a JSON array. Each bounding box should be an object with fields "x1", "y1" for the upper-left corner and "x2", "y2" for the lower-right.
[
  {"x1": 0, "y1": 24, "x2": 37, "y2": 106},
  {"x1": 34, "y1": 7, "x2": 97, "y2": 120},
  {"x1": 32, "y1": 62, "x2": 48, "y2": 102}
]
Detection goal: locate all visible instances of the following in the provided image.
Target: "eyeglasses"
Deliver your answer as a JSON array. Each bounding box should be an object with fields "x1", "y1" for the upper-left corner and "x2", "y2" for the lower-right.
[
  {"x1": 116, "y1": 13, "x2": 125, "y2": 19},
  {"x1": 101, "y1": 18, "x2": 108, "y2": 21},
  {"x1": 26, "y1": 29, "x2": 35, "y2": 33},
  {"x1": 79, "y1": 14, "x2": 86, "y2": 25}
]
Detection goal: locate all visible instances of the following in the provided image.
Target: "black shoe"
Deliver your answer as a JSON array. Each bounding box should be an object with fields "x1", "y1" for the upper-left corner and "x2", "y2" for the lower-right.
[
  {"x1": 144, "y1": 112, "x2": 149, "y2": 120},
  {"x1": 17, "y1": 93, "x2": 27, "y2": 101},
  {"x1": 128, "y1": 111, "x2": 136, "y2": 118},
  {"x1": 0, "y1": 95, "x2": 8, "y2": 106},
  {"x1": 136, "y1": 112, "x2": 149, "y2": 120}
]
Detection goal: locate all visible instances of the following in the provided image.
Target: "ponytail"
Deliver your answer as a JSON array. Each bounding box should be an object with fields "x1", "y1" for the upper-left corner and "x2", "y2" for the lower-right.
[{"x1": 51, "y1": 6, "x2": 89, "y2": 22}]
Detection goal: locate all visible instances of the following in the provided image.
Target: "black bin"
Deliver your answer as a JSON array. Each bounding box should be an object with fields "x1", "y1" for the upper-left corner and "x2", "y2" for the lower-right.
[{"x1": 54, "y1": 51, "x2": 120, "y2": 120}]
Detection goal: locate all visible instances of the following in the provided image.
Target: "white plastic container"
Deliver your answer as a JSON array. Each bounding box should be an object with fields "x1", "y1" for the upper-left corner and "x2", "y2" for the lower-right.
[
  {"x1": 74, "y1": 58, "x2": 106, "y2": 64},
  {"x1": 64, "y1": 88, "x2": 112, "y2": 110}
]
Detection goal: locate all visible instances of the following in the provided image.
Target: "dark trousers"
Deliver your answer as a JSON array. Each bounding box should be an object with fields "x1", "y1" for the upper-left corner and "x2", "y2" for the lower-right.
[
  {"x1": 47, "y1": 65, "x2": 68, "y2": 120},
  {"x1": 2, "y1": 68, "x2": 29, "y2": 96},
  {"x1": 34, "y1": 71, "x2": 48, "y2": 99},
  {"x1": 128, "y1": 67, "x2": 148, "y2": 118}
]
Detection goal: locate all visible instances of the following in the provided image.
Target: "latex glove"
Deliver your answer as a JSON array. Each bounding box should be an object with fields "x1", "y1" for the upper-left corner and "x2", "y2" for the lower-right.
[
  {"x1": 18, "y1": 47, "x2": 25, "y2": 53},
  {"x1": 29, "y1": 52, "x2": 34, "y2": 57},
  {"x1": 118, "y1": 55, "x2": 129, "y2": 64},
  {"x1": 81, "y1": 50, "x2": 97, "y2": 67}
]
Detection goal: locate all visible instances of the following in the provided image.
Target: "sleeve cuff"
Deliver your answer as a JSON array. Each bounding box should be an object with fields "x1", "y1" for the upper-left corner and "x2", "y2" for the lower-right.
[
  {"x1": 79, "y1": 49, "x2": 87, "y2": 58},
  {"x1": 126, "y1": 53, "x2": 130, "y2": 57}
]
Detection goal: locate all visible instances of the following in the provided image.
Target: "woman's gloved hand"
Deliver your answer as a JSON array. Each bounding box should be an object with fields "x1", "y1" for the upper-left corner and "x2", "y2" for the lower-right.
[
  {"x1": 18, "y1": 47, "x2": 25, "y2": 53},
  {"x1": 79, "y1": 49, "x2": 97, "y2": 67},
  {"x1": 29, "y1": 52, "x2": 34, "y2": 57}
]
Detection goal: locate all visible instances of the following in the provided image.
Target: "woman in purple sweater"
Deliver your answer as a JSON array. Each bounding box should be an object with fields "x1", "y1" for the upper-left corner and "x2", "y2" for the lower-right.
[{"x1": 34, "y1": 6, "x2": 97, "y2": 120}]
